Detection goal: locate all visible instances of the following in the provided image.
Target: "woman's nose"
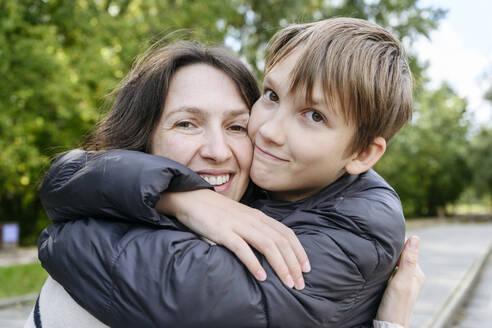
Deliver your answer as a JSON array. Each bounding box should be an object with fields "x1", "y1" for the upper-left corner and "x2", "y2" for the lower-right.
[{"x1": 200, "y1": 129, "x2": 233, "y2": 163}]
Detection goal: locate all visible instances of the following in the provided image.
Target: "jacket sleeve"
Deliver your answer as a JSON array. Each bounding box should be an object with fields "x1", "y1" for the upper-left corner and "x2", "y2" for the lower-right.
[
  {"x1": 271, "y1": 201, "x2": 404, "y2": 327},
  {"x1": 40, "y1": 149, "x2": 211, "y2": 225},
  {"x1": 38, "y1": 217, "x2": 371, "y2": 328}
]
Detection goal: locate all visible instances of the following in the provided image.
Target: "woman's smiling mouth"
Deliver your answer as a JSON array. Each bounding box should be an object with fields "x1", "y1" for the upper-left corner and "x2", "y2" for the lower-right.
[
  {"x1": 196, "y1": 170, "x2": 235, "y2": 193},
  {"x1": 199, "y1": 174, "x2": 230, "y2": 186}
]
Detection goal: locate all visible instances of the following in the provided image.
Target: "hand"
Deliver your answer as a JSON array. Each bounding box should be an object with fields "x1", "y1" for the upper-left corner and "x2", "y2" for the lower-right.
[
  {"x1": 376, "y1": 236, "x2": 425, "y2": 328},
  {"x1": 157, "y1": 189, "x2": 311, "y2": 290}
]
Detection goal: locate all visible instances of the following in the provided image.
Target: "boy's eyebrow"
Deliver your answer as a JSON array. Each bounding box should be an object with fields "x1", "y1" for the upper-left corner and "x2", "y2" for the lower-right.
[
  {"x1": 308, "y1": 97, "x2": 325, "y2": 106},
  {"x1": 263, "y1": 76, "x2": 279, "y2": 90},
  {"x1": 265, "y1": 73, "x2": 331, "y2": 112},
  {"x1": 266, "y1": 74, "x2": 326, "y2": 107}
]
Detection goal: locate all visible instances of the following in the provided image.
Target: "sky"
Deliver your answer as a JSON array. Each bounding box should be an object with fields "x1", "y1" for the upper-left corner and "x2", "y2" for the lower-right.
[{"x1": 414, "y1": 0, "x2": 492, "y2": 125}]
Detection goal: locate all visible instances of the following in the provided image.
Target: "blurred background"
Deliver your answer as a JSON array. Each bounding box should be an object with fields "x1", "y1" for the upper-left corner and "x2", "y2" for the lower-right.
[{"x1": 0, "y1": 0, "x2": 491, "y2": 327}]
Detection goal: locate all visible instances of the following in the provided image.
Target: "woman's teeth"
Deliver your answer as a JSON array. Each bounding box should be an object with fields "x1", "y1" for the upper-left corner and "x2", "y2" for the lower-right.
[{"x1": 200, "y1": 174, "x2": 230, "y2": 186}]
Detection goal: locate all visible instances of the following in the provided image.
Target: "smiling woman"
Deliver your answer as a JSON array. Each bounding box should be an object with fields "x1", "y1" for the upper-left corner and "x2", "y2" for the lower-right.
[{"x1": 151, "y1": 64, "x2": 252, "y2": 201}]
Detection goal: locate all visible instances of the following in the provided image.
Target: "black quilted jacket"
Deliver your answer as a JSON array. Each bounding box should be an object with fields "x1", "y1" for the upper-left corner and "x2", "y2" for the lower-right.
[{"x1": 38, "y1": 149, "x2": 405, "y2": 328}]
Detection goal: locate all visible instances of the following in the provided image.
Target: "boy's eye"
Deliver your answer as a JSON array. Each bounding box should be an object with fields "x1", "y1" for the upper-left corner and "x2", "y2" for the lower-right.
[
  {"x1": 264, "y1": 89, "x2": 279, "y2": 102},
  {"x1": 305, "y1": 110, "x2": 325, "y2": 123}
]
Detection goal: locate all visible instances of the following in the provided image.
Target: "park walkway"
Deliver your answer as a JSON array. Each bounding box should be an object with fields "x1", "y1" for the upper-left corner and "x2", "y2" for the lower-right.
[
  {"x1": 0, "y1": 222, "x2": 491, "y2": 327},
  {"x1": 0, "y1": 299, "x2": 34, "y2": 328},
  {"x1": 408, "y1": 222, "x2": 492, "y2": 328},
  {"x1": 0, "y1": 247, "x2": 38, "y2": 267},
  {"x1": 451, "y1": 247, "x2": 492, "y2": 327},
  {"x1": 0, "y1": 247, "x2": 39, "y2": 328}
]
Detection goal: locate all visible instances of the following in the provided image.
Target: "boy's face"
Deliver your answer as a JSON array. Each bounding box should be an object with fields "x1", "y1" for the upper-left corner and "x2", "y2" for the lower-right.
[{"x1": 248, "y1": 48, "x2": 357, "y2": 201}]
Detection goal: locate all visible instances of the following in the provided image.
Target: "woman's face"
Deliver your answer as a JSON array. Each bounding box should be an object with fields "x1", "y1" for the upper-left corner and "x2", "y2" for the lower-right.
[{"x1": 151, "y1": 64, "x2": 253, "y2": 201}]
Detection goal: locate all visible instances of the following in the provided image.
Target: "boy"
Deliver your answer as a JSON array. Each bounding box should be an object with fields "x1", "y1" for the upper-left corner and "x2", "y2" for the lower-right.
[{"x1": 38, "y1": 18, "x2": 413, "y2": 327}]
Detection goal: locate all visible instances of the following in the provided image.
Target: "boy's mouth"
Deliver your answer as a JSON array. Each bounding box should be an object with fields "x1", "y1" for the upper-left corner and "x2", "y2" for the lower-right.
[{"x1": 254, "y1": 145, "x2": 289, "y2": 162}]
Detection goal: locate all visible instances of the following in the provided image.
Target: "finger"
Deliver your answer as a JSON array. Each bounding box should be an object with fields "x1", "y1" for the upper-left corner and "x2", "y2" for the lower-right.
[
  {"x1": 267, "y1": 228, "x2": 305, "y2": 290},
  {"x1": 222, "y1": 234, "x2": 267, "y2": 281},
  {"x1": 264, "y1": 219, "x2": 310, "y2": 273},
  {"x1": 400, "y1": 236, "x2": 420, "y2": 268},
  {"x1": 256, "y1": 218, "x2": 305, "y2": 289},
  {"x1": 246, "y1": 232, "x2": 295, "y2": 288},
  {"x1": 231, "y1": 213, "x2": 300, "y2": 289},
  {"x1": 246, "y1": 220, "x2": 305, "y2": 289}
]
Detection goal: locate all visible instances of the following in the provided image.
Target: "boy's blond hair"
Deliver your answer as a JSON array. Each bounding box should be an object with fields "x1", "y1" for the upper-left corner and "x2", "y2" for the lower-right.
[{"x1": 265, "y1": 17, "x2": 413, "y2": 154}]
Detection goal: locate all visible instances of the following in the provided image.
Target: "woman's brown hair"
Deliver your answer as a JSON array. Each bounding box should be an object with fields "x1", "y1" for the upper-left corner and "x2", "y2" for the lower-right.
[{"x1": 84, "y1": 40, "x2": 260, "y2": 152}]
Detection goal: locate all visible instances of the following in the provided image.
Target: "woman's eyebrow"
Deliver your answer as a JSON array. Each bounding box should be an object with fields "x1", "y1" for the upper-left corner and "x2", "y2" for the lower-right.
[
  {"x1": 164, "y1": 107, "x2": 249, "y2": 119},
  {"x1": 223, "y1": 108, "x2": 250, "y2": 118},
  {"x1": 165, "y1": 106, "x2": 206, "y2": 118}
]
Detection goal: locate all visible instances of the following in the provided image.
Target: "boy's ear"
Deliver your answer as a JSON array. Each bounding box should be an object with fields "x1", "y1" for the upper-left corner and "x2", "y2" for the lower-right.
[{"x1": 345, "y1": 137, "x2": 386, "y2": 175}]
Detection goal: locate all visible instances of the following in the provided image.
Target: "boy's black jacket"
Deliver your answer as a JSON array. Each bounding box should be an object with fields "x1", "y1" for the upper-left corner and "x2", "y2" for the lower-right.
[{"x1": 38, "y1": 149, "x2": 405, "y2": 328}]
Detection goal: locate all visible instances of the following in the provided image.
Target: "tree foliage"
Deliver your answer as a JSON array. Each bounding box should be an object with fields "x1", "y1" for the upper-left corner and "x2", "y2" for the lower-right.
[
  {"x1": 459, "y1": 71, "x2": 492, "y2": 204},
  {"x1": 376, "y1": 83, "x2": 471, "y2": 216},
  {"x1": 1, "y1": 0, "x2": 449, "y2": 243},
  {"x1": 466, "y1": 78, "x2": 492, "y2": 199},
  {"x1": 467, "y1": 127, "x2": 492, "y2": 197}
]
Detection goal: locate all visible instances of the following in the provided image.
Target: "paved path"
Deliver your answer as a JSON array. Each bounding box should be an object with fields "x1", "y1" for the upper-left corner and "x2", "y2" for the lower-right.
[
  {"x1": 0, "y1": 247, "x2": 38, "y2": 267},
  {"x1": 0, "y1": 301, "x2": 34, "y2": 328},
  {"x1": 0, "y1": 247, "x2": 40, "y2": 327},
  {"x1": 408, "y1": 222, "x2": 492, "y2": 328},
  {"x1": 451, "y1": 250, "x2": 492, "y2": 327}
]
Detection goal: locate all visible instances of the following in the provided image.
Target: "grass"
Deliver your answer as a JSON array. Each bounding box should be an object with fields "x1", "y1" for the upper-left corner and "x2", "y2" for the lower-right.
[
  {"x1": 450, "y1": 203, "x2": 492, "y2": 215},
  {"x1": 0, "y1": 263, "x2": 48, "y2": 299}
]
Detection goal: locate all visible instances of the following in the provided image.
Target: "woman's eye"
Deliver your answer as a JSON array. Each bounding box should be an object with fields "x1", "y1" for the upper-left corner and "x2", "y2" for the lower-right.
[
  {"x1": 305, "y1": 110, "x2": 325, "y2": 123},
  {"x1": 175, "y1": 121, "x2": 194, "y2": 128},
  {"x1": 229, "y1": 125, "x2": 247, "y2": 133},
  {"x1": 264, "y1": 89, "x2": 279, "y2": 102}
]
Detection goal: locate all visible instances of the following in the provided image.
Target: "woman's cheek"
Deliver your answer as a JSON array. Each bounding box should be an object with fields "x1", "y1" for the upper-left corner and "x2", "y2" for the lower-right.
[
  {"x1": 233, "y1": 136, "x2": 253, "y2": 172},
  {"x1": 153, "y1": 133, "x2": 198, "y2": 166}
]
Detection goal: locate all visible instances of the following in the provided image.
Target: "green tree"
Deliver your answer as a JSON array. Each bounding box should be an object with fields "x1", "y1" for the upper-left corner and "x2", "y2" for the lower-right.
[
  {"x1": 0, "y1": 1, "x2": 83, "y2": 243},
  {"x1": 466, "y1": 76, "x2": 492, "y2": 200},
  {"x1": 468, "y1": 127, "x2": 492, "y2": 197},
  {"x1": 376, "y1": 83, "x2": 471, "y2": 217},
  {"x1": 484, "y1": 69, "x2": 492, "y2": 103},
  {"x1": 461, "y1": 70, "x2": 492, "y2": 208}
]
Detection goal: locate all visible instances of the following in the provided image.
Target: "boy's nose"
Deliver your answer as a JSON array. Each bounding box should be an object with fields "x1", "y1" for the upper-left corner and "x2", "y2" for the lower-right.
[{"x1": 258, "y1": 111, "x2": 286, "y2": 146}]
